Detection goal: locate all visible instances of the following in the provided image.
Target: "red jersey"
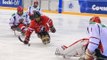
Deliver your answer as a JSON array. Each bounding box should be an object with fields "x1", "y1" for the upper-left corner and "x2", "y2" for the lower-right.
[{"x1": 25, "y1": 15, "x2": 53, "y2": 37}]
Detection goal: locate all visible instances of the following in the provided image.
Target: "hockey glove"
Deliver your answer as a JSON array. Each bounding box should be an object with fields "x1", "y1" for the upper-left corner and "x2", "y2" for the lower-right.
[
  {"x1": 50, "y1": 26, "x2": 56, "y2": 33},
  {"x1": 24, "y1": 36, "x2": 30, "y2": 44}
]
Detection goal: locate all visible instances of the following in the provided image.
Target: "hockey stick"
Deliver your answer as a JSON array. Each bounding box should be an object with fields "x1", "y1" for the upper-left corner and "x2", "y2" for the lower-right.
[
  {"x1": 68, "y1": 38, "x2": 89, "y2": 47},
  {"x1": 18, "y1": 36, "x2": 30, "y2": 46}
]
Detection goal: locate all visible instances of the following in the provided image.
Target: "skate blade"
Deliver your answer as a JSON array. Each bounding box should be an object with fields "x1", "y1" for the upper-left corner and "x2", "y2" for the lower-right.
[{"x1": 55, "y1": 49, "x2": 62, "y2": 55}]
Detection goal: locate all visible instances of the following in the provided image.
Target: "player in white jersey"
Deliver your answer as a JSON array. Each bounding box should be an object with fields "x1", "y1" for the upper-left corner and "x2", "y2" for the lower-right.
[
  {"x1": 55, "y1": 16, "x2": 107, "y2": 60},
  {"x1": 9, "y1": 6, "x2": 30, "y2": 35},
  {"x1": 81, "y1": 16, "x2": 107, "y2": 60},
  {"x1": 27, "y1": 0, "x2": 41, "y2": 20}
]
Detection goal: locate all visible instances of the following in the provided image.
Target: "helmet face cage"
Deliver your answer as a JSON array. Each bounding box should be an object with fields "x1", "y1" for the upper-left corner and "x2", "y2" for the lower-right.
[
  {"x1": 33, "y1": 1, "x2": 38, "y2": 8},
  {"x1": 33, "y1": 12, "x2": 41, "y2": 22}
]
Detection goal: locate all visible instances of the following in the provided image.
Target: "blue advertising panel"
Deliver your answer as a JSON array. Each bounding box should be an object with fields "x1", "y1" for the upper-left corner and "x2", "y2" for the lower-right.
[
  {"x1": 0, "y1": 0, "x2": 22, "y2": 7},
  {"x1": 58, "y1": 0, "x2": 63, "y2": 13},
  {"x1": 78, "y1": 0, "x2": 107, "y2": 14}
]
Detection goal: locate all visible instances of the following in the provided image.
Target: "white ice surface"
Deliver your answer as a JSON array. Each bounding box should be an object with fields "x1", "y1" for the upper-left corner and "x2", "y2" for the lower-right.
[{"x1": 0, "y1": 10, "x2": 107, "y2": 60}]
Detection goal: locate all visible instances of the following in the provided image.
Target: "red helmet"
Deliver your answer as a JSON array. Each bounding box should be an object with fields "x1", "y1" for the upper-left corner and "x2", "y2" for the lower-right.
[
  {"x1": 17, "y1": 6, "x2": 23, "y2": 12},
  {"x1": 33, "y1": 0, "x2": 38, "y2": 7},
  {"x1": 90, "y1": 16, "x2": 101, "y2": 23},
  {"x1": 34, "y1": 0, "x2": 38, "y2": 5}
]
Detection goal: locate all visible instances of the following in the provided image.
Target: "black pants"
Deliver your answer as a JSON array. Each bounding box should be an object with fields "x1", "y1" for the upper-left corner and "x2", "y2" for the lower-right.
[
  {"x1": 95, "y1": 49, "x2": 107, "y2": 60},
  {"x1": 37, "y1": 31, "x2": 50, "y2": 40}
]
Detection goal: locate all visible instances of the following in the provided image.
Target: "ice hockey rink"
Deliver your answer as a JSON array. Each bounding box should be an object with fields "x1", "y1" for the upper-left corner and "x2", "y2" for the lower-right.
[{"x1": 0, "y1": 9, "x2": 107, "y2": 60}]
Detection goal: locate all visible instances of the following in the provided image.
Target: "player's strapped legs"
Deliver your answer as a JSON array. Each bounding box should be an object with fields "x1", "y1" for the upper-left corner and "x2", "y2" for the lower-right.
[{"x1": 37, "y1": 31, "x2": 50, "y2": 44}]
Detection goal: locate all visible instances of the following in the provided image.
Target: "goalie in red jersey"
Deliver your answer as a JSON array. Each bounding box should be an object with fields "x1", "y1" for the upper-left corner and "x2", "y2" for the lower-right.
[{"x1": 23, "y1": 11, "x2": 56, "y2": 45}]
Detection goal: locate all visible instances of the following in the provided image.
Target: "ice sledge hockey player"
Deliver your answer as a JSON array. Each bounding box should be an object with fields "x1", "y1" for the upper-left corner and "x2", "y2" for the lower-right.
[
  {"x1": 23, "y1": 11, "x2": 56, "y2": 45},
  {"x1": 27, "y1": 0, "x2": 42, "y2": 20},
  {"x1": 55, "y1": 16, "x2": 107, "y2": 60},
  {"x1": 9, "y1": 6, "x2": 30, "y2": 35},
  {"x1": 80, "y1": 16, "x2": 107, "y2": 60}
]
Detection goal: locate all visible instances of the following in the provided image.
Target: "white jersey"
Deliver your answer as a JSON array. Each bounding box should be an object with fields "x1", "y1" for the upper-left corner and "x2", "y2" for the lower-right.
[
  {"x1": 87, "y1": 22, "x2": 107, "y2": 56},
  {"x1": 27, "y1": 6, "x2": 41, "y2": 15},
  {"x1": 9, "y1": 12, "x2": 30, "y2": 27}
]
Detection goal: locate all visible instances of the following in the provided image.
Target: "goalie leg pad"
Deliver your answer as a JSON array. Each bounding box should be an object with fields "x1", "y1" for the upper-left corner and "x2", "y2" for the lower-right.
[{"x1": 55, "y1": 38, "x2": 89, "y2": 58}]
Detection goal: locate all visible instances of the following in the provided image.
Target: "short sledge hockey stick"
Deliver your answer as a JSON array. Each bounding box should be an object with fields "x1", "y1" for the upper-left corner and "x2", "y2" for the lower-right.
[{"x1": 18, "y1": 36, "x2": 30, "y2": 46}]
